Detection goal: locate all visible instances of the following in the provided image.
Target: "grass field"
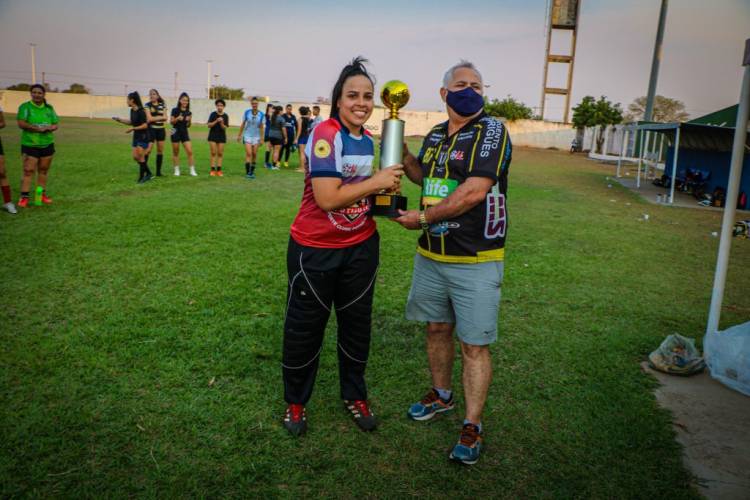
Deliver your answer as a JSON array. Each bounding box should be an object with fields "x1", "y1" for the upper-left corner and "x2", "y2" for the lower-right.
[{"x1": 1, "y1": 115, "x2": 748, "y2": 498}]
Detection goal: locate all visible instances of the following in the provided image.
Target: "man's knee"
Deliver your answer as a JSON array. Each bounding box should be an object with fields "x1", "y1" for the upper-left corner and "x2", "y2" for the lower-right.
[
  {"x1": 427, "y1": 322, "x2": 453, "y2": 337},
  {"x1": 460, "y1": 342, "x2": 489, "y2": 361}
]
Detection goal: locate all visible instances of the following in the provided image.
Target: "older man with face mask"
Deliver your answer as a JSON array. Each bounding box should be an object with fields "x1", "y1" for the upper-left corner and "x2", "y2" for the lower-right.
[{"x1": 394, "y1": 60, "x2": 512, "y2": 465}]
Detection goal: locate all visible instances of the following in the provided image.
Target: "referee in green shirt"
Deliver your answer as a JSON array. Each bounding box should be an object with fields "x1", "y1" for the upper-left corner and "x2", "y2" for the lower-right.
[{"x1": 16, "y1": 84, "x2": 59, "y2": 207}]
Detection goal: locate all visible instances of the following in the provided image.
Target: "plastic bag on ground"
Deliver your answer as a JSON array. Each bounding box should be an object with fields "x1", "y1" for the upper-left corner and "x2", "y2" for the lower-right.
[
  {"x1": 704, "y1": 321, "x2": 750, "y2": 396},
  {"x1": 648, "y1": 334, "x2": 705, "y2": 376}
]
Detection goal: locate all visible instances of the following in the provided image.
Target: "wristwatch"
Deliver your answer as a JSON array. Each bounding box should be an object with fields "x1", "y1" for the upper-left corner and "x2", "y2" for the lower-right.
[{"x1": 418, "y1": 210, "x2": 430, "y2": 230}]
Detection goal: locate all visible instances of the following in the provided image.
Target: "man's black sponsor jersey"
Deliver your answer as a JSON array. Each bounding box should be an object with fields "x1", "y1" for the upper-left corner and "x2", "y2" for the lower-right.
[
  {"x1": 145, "y1": 102, "x2": 166, "y2": 129},
  {"x1": 416, "y1": 111, "x2": 512, "y2": 263}
]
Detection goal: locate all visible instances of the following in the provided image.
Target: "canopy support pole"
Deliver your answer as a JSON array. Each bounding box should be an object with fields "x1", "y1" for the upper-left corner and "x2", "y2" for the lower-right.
[
  {"x1": 706, "y1": 41, "x2": 750, "y2": 335},
  {"x1": 668, "y1": 127, "x2": 681, "y2": 204}
]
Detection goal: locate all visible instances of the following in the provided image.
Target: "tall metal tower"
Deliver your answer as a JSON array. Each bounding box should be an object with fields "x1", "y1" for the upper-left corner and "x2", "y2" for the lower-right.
[{"x1": 539, "y1": 0, "x2": 582, "y2": 123}]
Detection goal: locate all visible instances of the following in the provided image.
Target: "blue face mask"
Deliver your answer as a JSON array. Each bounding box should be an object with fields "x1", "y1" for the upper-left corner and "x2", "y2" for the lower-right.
[{"x1": 446, "y1": 87, "x2": 484, "y2": 117}]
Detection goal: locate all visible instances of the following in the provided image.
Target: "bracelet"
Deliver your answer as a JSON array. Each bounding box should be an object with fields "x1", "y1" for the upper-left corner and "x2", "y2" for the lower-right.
[{"x1": 419, "y1": 210, "x2": 430, "y2": 230}]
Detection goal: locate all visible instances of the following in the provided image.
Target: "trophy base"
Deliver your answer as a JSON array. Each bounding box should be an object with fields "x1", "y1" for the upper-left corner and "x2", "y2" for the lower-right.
[{"x1": 371, "y1": 194, "x2": 407, "y2": 218}]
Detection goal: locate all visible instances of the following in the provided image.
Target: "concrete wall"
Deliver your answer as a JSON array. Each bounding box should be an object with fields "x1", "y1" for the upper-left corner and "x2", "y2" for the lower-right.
[
  {"x1": 0, "y1": 90, "x2": 448, "y2": 137},
  {"x1": 1, "y1": 89, "x2": 593, "y2": 150},
  {"x1": 505, "y1": 119, "x2": 577, "y2": 150}
]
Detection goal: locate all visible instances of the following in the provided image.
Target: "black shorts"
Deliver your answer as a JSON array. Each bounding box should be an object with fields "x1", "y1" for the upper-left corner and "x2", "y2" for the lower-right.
[
  {"x1": 269, "y1": 137, "x2": 283, "y2": 146},
  {"x1": 0, "y1": 137, "x2": 4, "y2": 156},
  {"x1": 171, "y1": 128, "x2": 190, "y2": 143},
  {"x1": 208, "y1": 132, "x2": 226, "y2": 144},
  {"x1": 149, "y1": 128, "x2": 166, "y2": 142},
  {"x1": 21, "y1": 144, "x2": 55, "y2": 158}
]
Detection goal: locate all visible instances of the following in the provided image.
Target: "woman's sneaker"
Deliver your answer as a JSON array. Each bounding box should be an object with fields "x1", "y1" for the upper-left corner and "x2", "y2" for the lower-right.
[
  {"x1": 407, "y1": 389, "x2": 455, "y2": 421},
  {"x1": 449, "y1": 423, "x2": 483, "y2": 465},
  {"x1": 343, "y1": 400, "x2": 377, "y2": 431},
  {"x1": 283, "y1": 404, "x2": 307, "y2": 437}
]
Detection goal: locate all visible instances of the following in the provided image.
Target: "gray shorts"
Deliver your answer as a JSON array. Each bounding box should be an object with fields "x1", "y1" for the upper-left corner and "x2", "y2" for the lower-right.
[{"x1": 405, "y1": 253, "x2": 504, "y2": 346}]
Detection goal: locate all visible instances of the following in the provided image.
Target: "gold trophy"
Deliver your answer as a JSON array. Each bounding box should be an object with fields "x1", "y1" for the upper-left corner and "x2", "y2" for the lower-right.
[{"x1": 371, "y1": 80, "x2": 409, "y2": 217}]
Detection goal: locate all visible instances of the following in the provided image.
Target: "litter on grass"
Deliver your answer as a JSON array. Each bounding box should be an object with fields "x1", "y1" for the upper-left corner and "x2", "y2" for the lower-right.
[{"x1": 648, "y1": 334, "x2": 705, "y2": 376}]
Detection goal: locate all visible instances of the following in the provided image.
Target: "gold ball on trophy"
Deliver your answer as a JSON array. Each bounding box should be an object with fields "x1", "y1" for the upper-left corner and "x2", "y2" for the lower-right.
[{"x1": 381, "y1": 80, "x2": 410, "y2": 119}]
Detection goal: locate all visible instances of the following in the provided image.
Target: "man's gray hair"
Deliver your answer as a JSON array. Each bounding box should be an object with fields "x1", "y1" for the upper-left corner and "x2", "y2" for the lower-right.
[{"x1": 442, "y1": 60, "x2": 483, "y2": 88}]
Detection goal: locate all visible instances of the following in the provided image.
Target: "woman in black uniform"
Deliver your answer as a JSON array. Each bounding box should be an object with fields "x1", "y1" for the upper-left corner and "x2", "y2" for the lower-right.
[
  {"x1": 113, "y1": 91, "x2": 153, "y2": 183},
  {"x1": 295, "y1": 106, "x2": 312, "y2": 173},
  {"x1": 144, "y1": 88, "x2": 167, "y2": 176},
  {"x1": 207, "y1": 99, "x2": 229, "y2": 176},
  {"x1": 267, "y1": 105, "x2": 287, "y2": 170},
  {"x1": 170, "y1": 92, "x2": 196, "y2": 176}
]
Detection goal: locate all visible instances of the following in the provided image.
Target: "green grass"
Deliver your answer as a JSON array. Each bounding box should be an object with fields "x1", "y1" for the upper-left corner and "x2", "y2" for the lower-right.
[{"x1": 1, "y1": 116, "x2": 748, "y2": 498}]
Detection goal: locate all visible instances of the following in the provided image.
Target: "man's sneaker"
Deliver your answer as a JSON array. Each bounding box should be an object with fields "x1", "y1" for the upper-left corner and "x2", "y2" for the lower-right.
[
  {"x1": 189, "y1": 166, "x2": 198, "y2": 176},
  {"x1": 283, "y1": 404, "x2": 307, "y2": 437},
  {"x1": 41, "y1": 194, "x2": 53, "y2": 204},
  {"x1": 344, "y1": 400, "x2": 377, "y2": 431},
  {"x1": 3, "y1": 202, "x2": 17, "y2": 214},
  {"x1": 407, "y1": 389, "x2": 455, "y2": 421},
  {"x1": 17, "y1": 197, "x2": 29, "y2": 208},
  {"x1": 449, "y1": 423, "x2": 483, "y2": 465},
  {"x1": 174, "y1": 166, "x2": 181, "y2": 176}
]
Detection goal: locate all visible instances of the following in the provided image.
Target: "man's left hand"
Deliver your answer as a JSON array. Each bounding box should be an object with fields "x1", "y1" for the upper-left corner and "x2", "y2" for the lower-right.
[{"x1": 392, "y1": 209, "x2": 421, "y2": 230}]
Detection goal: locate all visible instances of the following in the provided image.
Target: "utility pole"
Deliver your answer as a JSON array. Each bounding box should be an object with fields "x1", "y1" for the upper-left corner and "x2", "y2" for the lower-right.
[
  {"x1": 30, "y1": 43, "x2": 37, "y2": 84},
  {"x1": 644, "y1": 0, "x2": 668, "y2": 122},
  {"x1": 206, "y1": 60, "x2": 213, "y2": 99},
  {"x1": 42, "y1": 72, "x2": 46, "y2": 87}
]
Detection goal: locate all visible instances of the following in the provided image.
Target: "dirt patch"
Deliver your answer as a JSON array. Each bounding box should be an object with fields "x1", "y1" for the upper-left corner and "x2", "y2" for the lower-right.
[{"x1": 642, "y1": 362, "x2": 750, "y2": 499}]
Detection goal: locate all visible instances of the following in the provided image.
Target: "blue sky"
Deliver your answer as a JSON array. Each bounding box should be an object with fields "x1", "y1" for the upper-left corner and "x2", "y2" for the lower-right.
[{"x1": 0, "y1": 0, "x2": 748, "y2": 120}]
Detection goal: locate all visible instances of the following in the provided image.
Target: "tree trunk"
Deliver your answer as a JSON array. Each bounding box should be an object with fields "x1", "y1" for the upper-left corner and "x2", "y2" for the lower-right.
[{"x1": 595, "y1": 126, "x2": 605, "y2": 154}]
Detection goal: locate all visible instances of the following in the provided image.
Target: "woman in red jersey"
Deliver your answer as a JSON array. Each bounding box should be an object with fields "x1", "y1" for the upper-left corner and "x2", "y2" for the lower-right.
[{"x1": 280, "y1": 57, "x2": 403, "y2": 437}]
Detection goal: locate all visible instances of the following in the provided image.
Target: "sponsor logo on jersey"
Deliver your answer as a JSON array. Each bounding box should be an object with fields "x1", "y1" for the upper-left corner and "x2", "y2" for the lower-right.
[
  {"x1": 314, "y1": 139, "x2": 331, "y2": 158},
  {"x1": 484, "y1": 188, "x2": 506, "y2": 239},
  {"x1": 428, "y1": 221, "x2": 460, "y2": 236},
  {"x1": 328, "y1": 198, "x2": 371, "y2": 230},
  {"x1": 479, "y1": 120, "x2": 503, "y2": 159},
  {"x1": 449, "y1": 150, "x2": 465, "y2": 161}
]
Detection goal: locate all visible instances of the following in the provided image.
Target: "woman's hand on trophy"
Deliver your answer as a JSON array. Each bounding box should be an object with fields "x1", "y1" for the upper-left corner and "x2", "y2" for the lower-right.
[{"x1": 371, "y1": 164, "x2": 404, "y2": 192}]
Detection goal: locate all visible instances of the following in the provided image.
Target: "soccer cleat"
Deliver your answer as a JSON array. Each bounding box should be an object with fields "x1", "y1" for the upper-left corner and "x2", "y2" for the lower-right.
[
  {"x1": 217, "y1": 170, "x2": 224, "y2": 177},
  {"x1": 174, "y1": 166, "x2": 181, "y2": 176},
  {"x1": 209, "y1": 170, "x2": 216, "y2": 177},
  {"x1": 245, "y1": 173, "x2": 256, "y2": 180},
  {"x1": 283, "y1": 404, "x2": 307, "y2": 437},
  {"x1": 17, "y1": 197, "x2": 29, "y2": 208},
  {"x1": 3, "y1": 201, "x2": 17, "y2": 214},
  {"x1": 271, "y1": 164, "x2": 280, "y2": 170},
  {"x1": 449, "y1": 423, "x2": 483, "y2": 465},
  {"x1": 265, "y1": 162, "x2": 272, "y2": 169},
  {"x1": 138, "y1": 174, "x2": 152, "y2": 184},
  {"x1": 41, "y1": 194, "x2": 53, "y2": 205},
  {"x1": 344, "y1": 400, "x2": 377, "y2": 431},
  {"x1": 283, "y1": 161, "x2": 289, "y2": 168},
  {"x1": 189, "y1": 166, "x2": 197, "y2": 176},
  {"x1": 407, "y1": 389, "x2": 455, "y2": 421}
]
